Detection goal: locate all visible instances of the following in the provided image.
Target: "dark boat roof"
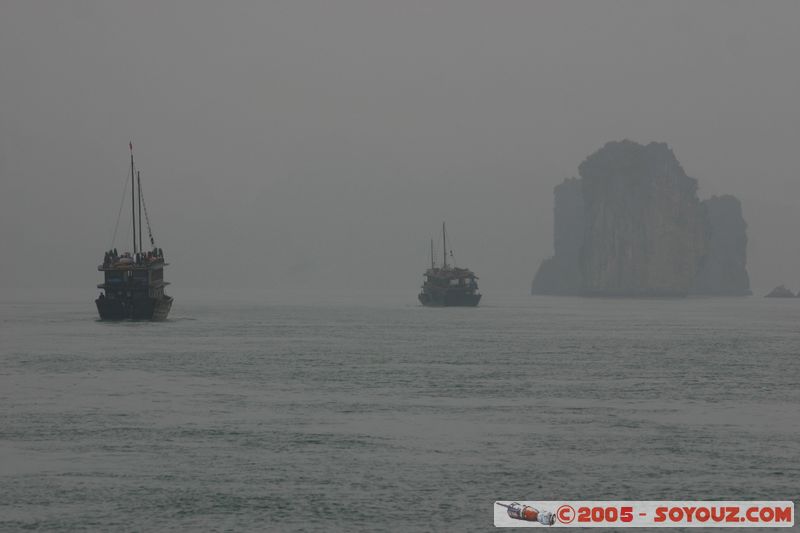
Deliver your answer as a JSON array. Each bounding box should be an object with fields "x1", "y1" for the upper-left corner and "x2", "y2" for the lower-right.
[
  {"x1": 98, "y1": 255, "x2": 167, "y2": 272},
  {"x1": 424, "y1": 266, "x2": 478, "y2": 279},
  {"x1": 97, "y1": 280, "x2": 170, "y2": 289},
  {"x1": 98, "y1": 263, "x2": 168, "y2": 271}
]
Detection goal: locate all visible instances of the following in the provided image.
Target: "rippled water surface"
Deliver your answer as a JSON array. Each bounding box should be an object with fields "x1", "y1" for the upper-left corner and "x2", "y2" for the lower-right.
[{"x1": 1, "y1": 290, "x2": 798, "y2": 531}]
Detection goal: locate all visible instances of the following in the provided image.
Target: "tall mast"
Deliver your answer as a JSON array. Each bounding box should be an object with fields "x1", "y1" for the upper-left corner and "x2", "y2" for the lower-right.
[
  {"x1": 137, "y1": 171, "x2": 143, "y2": 253},
  {"x1": 430, "y1": 238, "x2": 435, "y2": 269},
  {"x1": 130, "y1": 141, "x2": 137, "y2": 254},
  {"x1": 442, "y1": 221, "x2": 447, "y2": 269}
]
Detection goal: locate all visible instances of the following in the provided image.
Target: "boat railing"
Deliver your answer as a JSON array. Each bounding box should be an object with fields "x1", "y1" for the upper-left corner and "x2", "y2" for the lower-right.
[{"x1": 100, "y1": 250, "x2": 165, "y2": 270}]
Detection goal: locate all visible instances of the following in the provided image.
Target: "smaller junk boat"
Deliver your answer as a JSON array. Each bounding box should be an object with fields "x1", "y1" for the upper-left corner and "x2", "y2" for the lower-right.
[
  {"x1": 96, "y1": 143, "x2": 173, "y2": 320},
  {"x1": 418, "y1": 222, "x2": 481, "y2": 307}
]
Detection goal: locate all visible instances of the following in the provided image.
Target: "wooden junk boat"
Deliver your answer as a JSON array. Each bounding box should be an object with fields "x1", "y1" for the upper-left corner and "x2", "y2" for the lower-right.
[
  {"x1": 418, "y1": 222, "x2": 481, "y2": 307},
  {"x1": 96, "y1": 143, "x2": 173, "y2": 320}
]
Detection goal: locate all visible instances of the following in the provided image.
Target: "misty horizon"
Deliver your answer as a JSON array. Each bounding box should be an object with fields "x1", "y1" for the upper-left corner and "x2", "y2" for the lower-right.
[{"x1": 2, "y1": 1, "x2": 799, "y2": 294}]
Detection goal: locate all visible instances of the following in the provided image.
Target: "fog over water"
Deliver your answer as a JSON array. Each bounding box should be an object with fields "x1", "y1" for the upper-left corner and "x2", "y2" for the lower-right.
[{"x1": 2, "y1": 1, "x2": 799, "y2": 293}]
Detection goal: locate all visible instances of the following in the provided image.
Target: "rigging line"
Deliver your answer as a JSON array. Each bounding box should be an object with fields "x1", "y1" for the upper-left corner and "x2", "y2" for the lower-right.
[
  {"x1": 138, "y1": 174, "x2": 157, "y2": 248},
  {"x1": 123, "y1": 212, "x2": 132, "y2": 251},
  {"x1": 446, "y1": 229, "x2": 457, "y2": 267},
  {"x1": 110, "y1": 169, "x2": 131, "y2": 249}
]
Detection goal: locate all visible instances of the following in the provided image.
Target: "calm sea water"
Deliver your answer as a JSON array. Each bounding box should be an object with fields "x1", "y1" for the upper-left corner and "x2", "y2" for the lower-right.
[{"x1": 1, "y1": 289, "x2": 798, "y2": 532}]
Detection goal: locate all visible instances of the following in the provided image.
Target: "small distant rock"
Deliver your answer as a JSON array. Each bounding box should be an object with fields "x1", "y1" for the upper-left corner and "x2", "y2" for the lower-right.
[{"x1": 764, "y1": 285, "x2": 796, "y2": 298}]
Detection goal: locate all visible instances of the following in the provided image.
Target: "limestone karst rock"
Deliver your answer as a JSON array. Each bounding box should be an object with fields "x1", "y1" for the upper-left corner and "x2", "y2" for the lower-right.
[
  {"x1": 578, "y1": 141, "x2": 706, "y2": 296},
  {"x1": 530, "y1": 177, "x2": 583, "y2": 295},
  {"x1": 532, "y1": 140, "x2": 751, "y2": 297},
  {"x1": 691, "y1": 195, "x2": 751, "y2": 295}
]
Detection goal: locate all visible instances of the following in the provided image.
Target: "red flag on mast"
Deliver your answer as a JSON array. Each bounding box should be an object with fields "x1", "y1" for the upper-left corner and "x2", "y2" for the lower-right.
[{"x1": 129, "y1": 141, "x2": 133, "y2": 151}]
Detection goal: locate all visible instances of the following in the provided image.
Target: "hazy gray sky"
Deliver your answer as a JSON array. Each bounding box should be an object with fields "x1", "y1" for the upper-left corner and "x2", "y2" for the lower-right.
[{"x1": 2, "y1": 1, "x2": 799, "y2": 293}]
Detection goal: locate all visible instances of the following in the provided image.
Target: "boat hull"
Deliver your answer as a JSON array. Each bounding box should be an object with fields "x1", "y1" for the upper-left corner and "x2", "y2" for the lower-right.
[
  {"x1": 95, "y1": 295, "x2": 173, "y2": 321},
  {"x1": 418, "y1": 290, "x2": 481, "y2": 307}
]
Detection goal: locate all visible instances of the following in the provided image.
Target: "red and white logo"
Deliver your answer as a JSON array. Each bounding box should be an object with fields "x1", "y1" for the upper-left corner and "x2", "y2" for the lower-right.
[{"x1": 494, "y1": 501, "x2": 794, "y2": 527}]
